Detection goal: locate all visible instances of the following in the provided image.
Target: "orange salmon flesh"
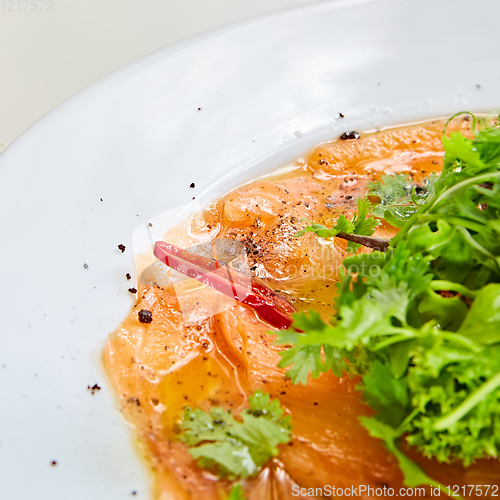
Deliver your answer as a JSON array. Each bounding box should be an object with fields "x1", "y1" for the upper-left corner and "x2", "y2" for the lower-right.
[{"x1": 104, "y1": 118, "x2": 500, "y2": 499}]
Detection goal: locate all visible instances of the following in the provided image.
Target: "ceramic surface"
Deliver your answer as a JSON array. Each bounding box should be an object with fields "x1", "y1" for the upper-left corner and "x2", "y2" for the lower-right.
[{"x1": 1, "y1": 0, "x2": 499, "y2": 498}]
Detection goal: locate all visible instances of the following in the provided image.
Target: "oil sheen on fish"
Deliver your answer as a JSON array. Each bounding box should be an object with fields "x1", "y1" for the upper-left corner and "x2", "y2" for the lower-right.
[{"x1": 104, "y1": 118, "x2": 500, "y2": 499}]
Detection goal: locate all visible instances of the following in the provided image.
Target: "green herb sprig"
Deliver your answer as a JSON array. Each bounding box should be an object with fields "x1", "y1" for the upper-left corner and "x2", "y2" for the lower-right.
[
  {"x1": 294, "y1": 198, "x2": 382, "y2": 252},
  {"x1": 178, "y1": 390, "x2": 291, "y2": 480},
  {"x1": 274, "y1": 114, "x2": 500, "y2": 492}
]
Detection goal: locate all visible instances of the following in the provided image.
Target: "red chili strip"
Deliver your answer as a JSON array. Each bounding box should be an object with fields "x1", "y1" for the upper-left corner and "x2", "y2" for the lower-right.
[{"x1": 154, "y1": 241, "x2": 294, "y2": 330}]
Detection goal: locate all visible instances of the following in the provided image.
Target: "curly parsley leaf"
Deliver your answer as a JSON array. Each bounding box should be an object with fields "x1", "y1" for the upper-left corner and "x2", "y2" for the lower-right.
[{"x1": 178, "y1": 390, "x2": 292, "y2": 479}]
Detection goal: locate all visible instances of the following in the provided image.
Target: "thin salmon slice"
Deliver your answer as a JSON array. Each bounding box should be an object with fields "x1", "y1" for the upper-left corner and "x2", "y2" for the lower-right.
[{"x1": 104, "y1": 118, "x2": 500, "y2": 499}]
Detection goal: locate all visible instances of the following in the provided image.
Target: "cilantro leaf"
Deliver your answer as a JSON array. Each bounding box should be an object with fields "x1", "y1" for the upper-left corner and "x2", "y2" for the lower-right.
[
  {"x1": 441, "y1": 132, "x2": 484, "y2": 173},
  {"x1": 247, "y1": 389, "x2": 291, "y2": 424},
  {"x1": 274, "y1": 310, "x2": 351, "y2": 384},
  {"x1": 293, "y1": 219, "x2": 338, "y2": 239},
  {"x1": 359, "y1": 361, "x2": 410, "y2": 428},
  {"x1": 368, "y1": 173, "x2": 436, "y2": 228},
  {"x1": 278, "y1": 345, "x2": 324, "y2": 385},
  {"x1": 294, "y1": 198, "x2": 380, "y2": 252},
  {"x1": 178, "y1": 391, "x2": 291, "y2": 479},
  {"x1": 435, "y1": 123, "x2": 500, "y2": 195},
  {"x1": 347, "y1": 198, "x2": 381, "y2": 252},
  {"x1": 190, "y1": 441, "x2": 257, "y2": 478},
  {"x1": 474, "y1": 125, "x2": 500, "y2": 165}
]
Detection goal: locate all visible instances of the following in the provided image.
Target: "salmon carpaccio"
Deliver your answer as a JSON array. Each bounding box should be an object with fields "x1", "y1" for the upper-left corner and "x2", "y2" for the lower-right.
[{"x1": 104, "y1": 119, "x2": 500, "y2": 499}]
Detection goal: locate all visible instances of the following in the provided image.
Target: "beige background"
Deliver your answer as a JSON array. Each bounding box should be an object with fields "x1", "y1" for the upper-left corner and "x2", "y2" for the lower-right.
[{"x1": 0, "y1": 0, "x2": 319, "y2": 154}]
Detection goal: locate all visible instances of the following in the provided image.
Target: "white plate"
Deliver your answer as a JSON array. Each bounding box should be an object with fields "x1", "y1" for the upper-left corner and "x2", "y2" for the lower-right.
[{"x1": 1, "y1": 0, "x2": 499, "y2": 498}]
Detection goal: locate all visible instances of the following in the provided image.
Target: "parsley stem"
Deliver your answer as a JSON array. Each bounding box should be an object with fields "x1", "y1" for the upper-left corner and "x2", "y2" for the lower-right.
[
  {"x1": 371, "y1": 332, "x2": 416, "y2": 351},
  {"x1": 395, "y1": 407, "x2": 421, "y2": 436},
  {"x1": 428, "y1": 171, "x2": 500, "y2": 213},
  {"x1": 418, "y1": 214, "x2": 485, "y2": 233},
  {"x1": 392, "y1": 171, "x2": 500, "y2": 246},
  {"x1": 335, "y1": 232, "x2": 390, "y2": 251},
  {"x1": 433, "y1": 372, "x2": 500, "y2": 431},
  {"x1": 457, "y1": 227, "x2": 499, "y2": 269},
  {"x1": 384, "y1": 436, "x2": 456, "y2": 498},
  {"x1": 443, "y1": 111, "x2": 478, "y2": 136},
  {"x1": 429, "y1": 280, "x2": 478, "y2": 298},
  {"x1": 439, "y1": 332, "x2": 482, "y2": 352}
]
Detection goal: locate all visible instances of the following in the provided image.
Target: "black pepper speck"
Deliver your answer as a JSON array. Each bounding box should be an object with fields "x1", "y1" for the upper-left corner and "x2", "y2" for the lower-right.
[
  {"x1": 138, "y1": 309, "x2": 153, "y2": 323},
  {"x1": 87, "y1": 384, "x2": 101, "y2": 395},
  {"x1": 340, "y1": 131, "x2": 360, "y2": 140}
]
